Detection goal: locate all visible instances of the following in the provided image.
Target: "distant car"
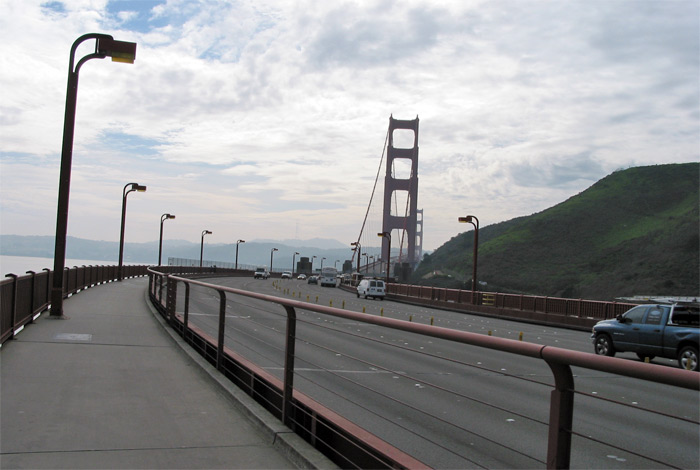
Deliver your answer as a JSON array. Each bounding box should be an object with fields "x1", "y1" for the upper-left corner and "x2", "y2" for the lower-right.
[
  {"x1": 281, "y1": 271, "x2": 292, "y2": 279},
  {"x1": 297, "y1": 274, "x2": 307, "y2": 280},
  {"x1": 307, "y1": 276, "x2": 317, "y2": 284},
  {"x1": 253, "y1": 267, "x2": 270, "y2": 279},
  {"x1": 357, "y1": 278, "x2": 385, "y2": 300}
]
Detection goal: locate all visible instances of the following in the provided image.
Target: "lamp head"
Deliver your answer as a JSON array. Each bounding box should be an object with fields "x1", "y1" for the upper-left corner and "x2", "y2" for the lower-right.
[
  {"x1": 97, "y1": 36, "x2": 137, "y2": 64},
  {"x1": 458, "y1": 216, "x2": 473, "y2": 223},
  {"x1": 237, "y1": 239, "x2": 245, "y2": 244},
  {"x1": 132, "y1": 183, "x2": 147, "y2": 192}
]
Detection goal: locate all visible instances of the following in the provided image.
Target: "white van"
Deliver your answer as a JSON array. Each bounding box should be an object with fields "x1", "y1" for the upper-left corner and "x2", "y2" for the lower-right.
[{"x1": 356, "y1": 279, "x2": 385, "y2": 300}]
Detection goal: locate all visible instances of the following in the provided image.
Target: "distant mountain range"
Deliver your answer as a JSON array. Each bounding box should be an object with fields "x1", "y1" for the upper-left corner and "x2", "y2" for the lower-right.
[
  {"x1": 413, "y1": 163, "x2": 699, "y2": 301},
  {"x1": 0, "y1": 235, "x2": 378, "y2": 271}
]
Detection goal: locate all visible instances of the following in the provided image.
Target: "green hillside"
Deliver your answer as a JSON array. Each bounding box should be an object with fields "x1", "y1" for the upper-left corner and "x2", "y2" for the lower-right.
[{"x1": 413, "y1": 163, "x2": 699, "y2": 301}]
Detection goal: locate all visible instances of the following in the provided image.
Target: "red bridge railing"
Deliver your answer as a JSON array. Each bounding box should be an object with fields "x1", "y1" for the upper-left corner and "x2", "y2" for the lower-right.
[{"x1": 385, "y1": 283, "x2": 637, "y2": 329}]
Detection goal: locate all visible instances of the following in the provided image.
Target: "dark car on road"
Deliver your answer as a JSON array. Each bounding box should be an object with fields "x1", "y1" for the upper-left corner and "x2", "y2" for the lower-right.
[{"x1": 591, "y1": 303, "x2": 699, "y2": 371}]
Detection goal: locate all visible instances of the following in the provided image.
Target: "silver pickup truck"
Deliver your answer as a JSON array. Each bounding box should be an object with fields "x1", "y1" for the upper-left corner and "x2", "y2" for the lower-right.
[{"x1": 591, "y1": 303, "x2": 699, "y2": 371}]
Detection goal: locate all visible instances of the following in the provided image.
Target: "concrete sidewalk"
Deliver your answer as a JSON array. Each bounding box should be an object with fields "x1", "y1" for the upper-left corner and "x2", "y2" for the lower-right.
[{"x1": 1, "y1": 277, "x2": 333, "y2": 469}]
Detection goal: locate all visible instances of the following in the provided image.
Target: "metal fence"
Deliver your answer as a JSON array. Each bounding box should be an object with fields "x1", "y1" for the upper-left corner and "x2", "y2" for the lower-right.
[
  {"x1": 386, "y1": 284, "x2": 637, "y2": 329},
  {"x1": 167, "y1": 257, "x2": 260, "y2": 271},
  {"x1": 1, "y1": 264, "x2": 150, "y2": 344},
  {"x1": 2, "y1": 262, "x2": 639, "y2": 347},
  {"x1": 0, "y1": 264, "x2": 238, "y2": 345},
  {"x1": 148, "y1": 269, "x2": 699, "y2": 469}
]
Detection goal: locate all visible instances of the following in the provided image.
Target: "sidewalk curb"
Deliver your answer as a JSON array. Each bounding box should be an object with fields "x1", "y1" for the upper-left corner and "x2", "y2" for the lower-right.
[{"x1": 144, "y1": 289, "x2": 338, "y2": 469}]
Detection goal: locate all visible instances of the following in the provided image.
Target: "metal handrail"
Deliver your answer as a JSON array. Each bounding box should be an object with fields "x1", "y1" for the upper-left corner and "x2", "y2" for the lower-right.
[{"x1": 151, "y1": 269, "x2": 698, "y2": 469}]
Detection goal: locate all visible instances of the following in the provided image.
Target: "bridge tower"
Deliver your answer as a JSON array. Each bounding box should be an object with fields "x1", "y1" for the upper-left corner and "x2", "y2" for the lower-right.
[{"x1": 381, "y1": 116, "x2": 419, "y2": 273}]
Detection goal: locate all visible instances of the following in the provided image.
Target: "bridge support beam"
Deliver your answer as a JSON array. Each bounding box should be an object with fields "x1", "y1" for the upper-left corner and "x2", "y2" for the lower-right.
[
  {"x1": 381, "y1": 116, "x2": 420, "y2": 274},
  {"x1": 546, "y1": 361, "x2": 574, "y2": 469}
]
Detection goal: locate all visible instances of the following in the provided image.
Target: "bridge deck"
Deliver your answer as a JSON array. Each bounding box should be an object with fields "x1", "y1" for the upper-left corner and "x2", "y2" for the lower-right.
[{"x1": 0, "y1": 277, "x2": 331, "y2": 469}]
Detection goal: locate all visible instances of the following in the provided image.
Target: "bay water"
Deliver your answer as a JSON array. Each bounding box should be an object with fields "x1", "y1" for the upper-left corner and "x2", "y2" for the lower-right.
[{"x1": 1, "y1": 255, "x2": 122, "y2": 277}]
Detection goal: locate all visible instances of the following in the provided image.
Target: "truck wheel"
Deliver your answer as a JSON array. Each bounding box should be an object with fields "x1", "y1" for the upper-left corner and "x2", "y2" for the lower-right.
[
  {"x1": 594, "y1": 335, "x2": 615, "y2": 357},
  {"x1": 678, "y1": 346, "x2": 698, "y2": 371}
]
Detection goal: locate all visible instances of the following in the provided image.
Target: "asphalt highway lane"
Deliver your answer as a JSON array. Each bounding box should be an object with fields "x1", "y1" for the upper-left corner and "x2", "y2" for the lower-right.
[{"x1": 175, "y1": 277, "x2": 699, "y2": 469}]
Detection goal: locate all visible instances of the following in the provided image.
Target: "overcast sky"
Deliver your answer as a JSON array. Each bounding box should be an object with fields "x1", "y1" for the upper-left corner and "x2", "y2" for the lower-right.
[{"x1": 1, "y1": 0, "x2": 698, "y2": 254}]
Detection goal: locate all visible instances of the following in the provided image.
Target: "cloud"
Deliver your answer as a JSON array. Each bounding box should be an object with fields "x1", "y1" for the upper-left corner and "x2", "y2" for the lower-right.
[{"x1": 1, "y1": 0, "x2": 698, "y2": 253}]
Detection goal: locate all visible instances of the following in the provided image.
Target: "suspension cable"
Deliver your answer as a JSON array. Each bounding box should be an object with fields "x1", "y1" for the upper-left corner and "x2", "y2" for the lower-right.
[{"x1": 352, "y1": 124, "x2": 390, "y2": 263}]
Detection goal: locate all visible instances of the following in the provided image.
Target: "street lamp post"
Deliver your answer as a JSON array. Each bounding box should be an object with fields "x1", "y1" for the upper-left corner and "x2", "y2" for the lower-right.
[
  {"x1": 311, "y1": 255, "x2": 317, "y2": 273},
  {"x1": 158, "y1": 213, "x2": 175, "y2": 266},
  {"x1": 235, "y1": 240, "x2": 245, "y2": 270},
  {"x1": 321, "y1": 257, "x2": 326, "y2": 271},
  {"x1": 334, "y1": 260, "x2": 340, "y2": 269},
  {"x1": 292, "y1": 252, "x2": 299, "y2": 277},
  {"x1": 362, "y1": 253, "x2": 368, "y2": 272},
  {"x1": 458, "y1": 215, "x2": 480, "y2": 301},
  {"x1": 270, "y1": 248, "x2": 278, "y2": 273},
  {"x1": 200, "y1": 230, "x2": 212, "y2": 267},
  {"x1": 118, "y1": 182, "x2": 147, "y2": 281},
  {"x1": 351, "y1": 242, "x2": 361, "y2": 273},
  {"x1": 51, "y1": 33, "x2": 137, "y2": 316},
  {"x1": 377, "y1": 232, "x2": 391, "y2": 282}
]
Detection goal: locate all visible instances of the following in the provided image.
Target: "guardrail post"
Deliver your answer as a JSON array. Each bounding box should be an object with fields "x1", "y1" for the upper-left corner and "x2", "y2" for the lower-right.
[
  {"x1": 166, "y1": 276, "x2": 177, "y2": 325},
  {"x1": 216, "y1": 290, "x2": 226, "y2": 371},
  {"x1": 42, "y1": 268, "x2": 51, "y2": 311},
  {"x1": 183, "y1": 282, "x2": 191, "y2": 341},
  {"x1": 26, "y1": 271, "x2": 36, "y2": 320},
  {"x1": 158, "y1": 275, "x2": 164, "y2": 304},
  {"x1": 282, "y1": 305, "x2": 297, "y2": 428},
  {"x1": 5, "y1": 274, "x2": 18, "y2": 339},
  {"x1": 545, "y1": 361, "x2": 574, "y2": 470}
]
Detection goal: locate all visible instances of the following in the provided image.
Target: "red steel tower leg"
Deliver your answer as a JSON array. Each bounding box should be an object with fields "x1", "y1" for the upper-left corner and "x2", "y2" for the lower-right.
[{"x1": 381, "y1": 116, "x2": 419, "y2": 276}]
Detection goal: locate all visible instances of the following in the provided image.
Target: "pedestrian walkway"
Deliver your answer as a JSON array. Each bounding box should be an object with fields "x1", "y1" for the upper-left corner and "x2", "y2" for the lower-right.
[{"x1": 1, "y1": 277, "x2": 334, "y2": 469}]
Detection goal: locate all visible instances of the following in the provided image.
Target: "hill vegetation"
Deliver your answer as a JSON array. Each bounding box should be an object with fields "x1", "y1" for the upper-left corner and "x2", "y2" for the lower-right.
[{"x1": 412, "y1": 163, "x2": 699, "y2": 301}]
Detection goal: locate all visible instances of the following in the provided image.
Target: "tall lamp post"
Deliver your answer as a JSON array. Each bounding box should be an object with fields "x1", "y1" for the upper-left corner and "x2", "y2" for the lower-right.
[
  {"x1": 50, "y1": 33, "x2": 137, "y2": 316},
  {"x1": 158, "y1": 213, "x2": 175, "y2": 266},
  {"x1": 321, "y1": 257, "x2": 326, "y2": 271},
  {"x1": 311, "y1": 255, "x2": 317, "y2": 273},
  {"x1": 270, "y1": 248, "x2": 278, "y2": 273},
  {"x1": 235, "y1": 239, "x2": 245, "y2": 270},
  {"x1": 118, "y1": 182, "x2": 147, "y2": 281},
  {"x1": 292, "y1": 252, "x2": 299, "y2": 277},
  {"x1": 200, "y1": 230, "x2": 212, "y2": 267},
  {"x1": 458, "y1": 215, "x2": 480, "y2": 299},
  {"x1": 351, "y1": 241, "x2": 361, "y2": 273},
  {"x1": 377, "y1": 231, "x2": 391, "y2": 282}
]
